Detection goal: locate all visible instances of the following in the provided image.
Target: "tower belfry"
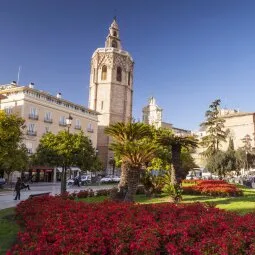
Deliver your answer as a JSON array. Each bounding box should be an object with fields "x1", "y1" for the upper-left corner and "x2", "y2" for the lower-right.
[
  {"x1": 88, "y1": 19, "x2": 134, "y2": 169},
  {"x1": 105, "y1": 18, "x2": 122, "y2": 49}
]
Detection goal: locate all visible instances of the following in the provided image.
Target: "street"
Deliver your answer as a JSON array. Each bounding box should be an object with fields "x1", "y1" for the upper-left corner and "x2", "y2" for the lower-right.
[{"x1": 0, "y1": 182, "x2": 116, "y2": 210}]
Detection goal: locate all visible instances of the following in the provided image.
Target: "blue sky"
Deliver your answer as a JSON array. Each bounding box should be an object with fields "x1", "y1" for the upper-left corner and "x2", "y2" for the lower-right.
[{"x1": 1, "y1": 0, "x2": 255, "y2": 130}]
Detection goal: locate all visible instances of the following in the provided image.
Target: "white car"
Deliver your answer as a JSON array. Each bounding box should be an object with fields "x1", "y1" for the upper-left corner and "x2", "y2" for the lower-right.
[{"x1": 100, "y1": 176, "x2": 120, "y2": 183}]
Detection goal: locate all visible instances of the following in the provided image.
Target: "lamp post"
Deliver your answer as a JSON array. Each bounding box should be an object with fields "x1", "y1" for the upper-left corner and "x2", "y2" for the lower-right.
[
  {"x1": 246, "y1": 150, "x2": 248, "y2": 174},
  {"x1": 109, "y1": 156, "x2": 116, "y2": 176},
  {"x1": 61, "y1": 114, "x2": 73, "y2": 193}
]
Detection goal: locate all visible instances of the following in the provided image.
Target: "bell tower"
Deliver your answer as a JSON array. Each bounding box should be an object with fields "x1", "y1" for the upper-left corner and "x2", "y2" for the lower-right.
[{"x1": 88, "y1": 18, "x2": 134, "y2": 169}]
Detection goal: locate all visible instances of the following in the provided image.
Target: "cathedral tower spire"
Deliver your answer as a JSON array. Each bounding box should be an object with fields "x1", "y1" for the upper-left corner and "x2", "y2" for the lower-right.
[
  {"x1": 88, "y1": 19, "x2": 134, "y2": 170},
  {"x1": 105, "y1": 18, "x2": 122, "y2": 49}
]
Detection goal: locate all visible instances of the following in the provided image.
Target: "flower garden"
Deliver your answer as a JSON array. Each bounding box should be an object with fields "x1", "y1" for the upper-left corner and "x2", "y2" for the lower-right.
[
  {"x1": 4, "y1": 181, "x2": 255, "y2": 255},
  {"x1": 182, "y1": 180, "x2": 243, "y2": 197},
  {"x1": 7, "y1": 195, "x2": 255, "y2": 255}
]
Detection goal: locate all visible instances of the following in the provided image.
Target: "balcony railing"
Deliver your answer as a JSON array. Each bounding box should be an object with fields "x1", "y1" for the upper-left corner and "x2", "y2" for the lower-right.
[
  {"x1": 28, "y1": 114, "x2": 39, "y2": 120},
  {"x1": 59, "y1": 122, "x2": 67, "y2": 127},
  {"x1": 27, "y1": 130, "x2": 37, "y2": 136},
  {"x1": 87, "y1": 128, "x2": 94, "y2": 133},
  {"x1": 75, "y1": 125, "x2": 82, "y2": 130},
  {"x1": 44, "y1": 118, "x2": 53, "y2": 123}
]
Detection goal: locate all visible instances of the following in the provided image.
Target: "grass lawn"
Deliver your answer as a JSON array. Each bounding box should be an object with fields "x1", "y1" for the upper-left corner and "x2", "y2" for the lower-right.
[
  {"x1": 79, "y1": 187, "x2": 255, "y2": 215},
  {"x1": 0, "y1": 207, "x2": 19, "y2": 255}
]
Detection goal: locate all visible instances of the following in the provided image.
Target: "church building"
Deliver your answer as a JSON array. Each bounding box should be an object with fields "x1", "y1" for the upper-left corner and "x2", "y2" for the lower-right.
[
  {"x1": 88, "y1": 18, "x2": 134, "y2": 169},
  {"x1": 142, "y1": 97, "x2": 191, "y2": 136}
]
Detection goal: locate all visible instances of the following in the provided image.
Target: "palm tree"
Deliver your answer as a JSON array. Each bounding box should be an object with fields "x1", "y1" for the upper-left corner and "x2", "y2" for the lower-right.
[
  {"x1": 105, "y1": 122, "x2": 154, "y2": 201},
  {"x1": 110, "y1": 139, "x2": 157, "y2": 201},
  {"x1": 157, "y1": 131, "x2": 198, "y2": 184}
]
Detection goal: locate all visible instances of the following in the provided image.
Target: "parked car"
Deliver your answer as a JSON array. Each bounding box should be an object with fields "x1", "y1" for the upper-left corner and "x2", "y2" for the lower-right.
[
  {"x1": 0, "y1": 177, "x2": 6, "y2": 186},
  {"x1": 100, "y1": 175, "x2": 120, "y2": 183},
  {"x1": 80, "y1": 175, "x2": 91, "y2": 185}
]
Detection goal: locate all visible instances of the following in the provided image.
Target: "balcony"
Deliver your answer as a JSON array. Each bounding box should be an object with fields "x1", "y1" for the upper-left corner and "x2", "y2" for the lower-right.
[
  {"x1": 59, "y1": 122, "x2": 66, "y2": 127},
  {"x1": 27, "y1": 130, "x2": 37, "y2": 136},
  {"x1": 87, "y1": 128, "x2": 94, "y2": 133},
  {"x1": 28, "y1": 114, "x2": 39, "y2": 120},
  {"x1": 75, "y1": 125, "x2": 81, "y2": 130},
  {"x1": 44, "y1": 118, "x2": 53, "y2": 123}
]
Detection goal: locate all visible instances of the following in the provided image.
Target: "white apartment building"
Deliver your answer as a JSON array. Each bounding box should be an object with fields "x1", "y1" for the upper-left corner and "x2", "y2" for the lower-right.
[{"x1": 0, "y1": 81, "x2": 99, "y2": 181}]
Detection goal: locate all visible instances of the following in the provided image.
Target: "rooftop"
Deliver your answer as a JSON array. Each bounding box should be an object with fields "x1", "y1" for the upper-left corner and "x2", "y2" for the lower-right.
[{"x1": 0, "y1": 82, "x2": 100, "y2": 117}]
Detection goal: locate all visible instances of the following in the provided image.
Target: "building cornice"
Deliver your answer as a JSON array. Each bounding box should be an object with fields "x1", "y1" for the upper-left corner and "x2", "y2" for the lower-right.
[{"x1": 0, "y1": 85, "x2": 101, "y2": 117}]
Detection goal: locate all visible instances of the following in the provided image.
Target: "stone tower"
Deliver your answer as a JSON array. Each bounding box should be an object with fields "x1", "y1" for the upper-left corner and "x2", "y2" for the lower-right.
[{"x1": 88, "y1": 18, "x2": 134, "y2": 169}]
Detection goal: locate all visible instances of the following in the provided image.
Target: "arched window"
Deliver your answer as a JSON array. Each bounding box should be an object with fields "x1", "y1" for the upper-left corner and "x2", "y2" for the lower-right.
[
  {"x1": 101, "y1": 65, "x2": 107, "y2": 80},
  {"x1": 128, "y1": 72, "x2": 131, "y2": 85},
  {"x1": 117, "y1": 67, "x2": 122, "y2": 82},
  {"x1": 112, "y1": 40, "x2": 117, "y2": 48},
  {"x1": 113, "y1": 31, "x2": 117, "y2": 37}
]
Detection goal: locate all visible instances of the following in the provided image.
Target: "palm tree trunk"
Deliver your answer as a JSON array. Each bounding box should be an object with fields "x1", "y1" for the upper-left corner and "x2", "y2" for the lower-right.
[
  {"x1": 170, "y1": 164, "x2": 176, "y2": 185},
  {"x1": 171, "y1": 144, "x2": 181, "y2": 183},
  {"x1": 118, "y1": 162, "x2": 128, "y2": 193},
  {"x1": 124, "y1": 167, "x2": 140, "y2": 202}
]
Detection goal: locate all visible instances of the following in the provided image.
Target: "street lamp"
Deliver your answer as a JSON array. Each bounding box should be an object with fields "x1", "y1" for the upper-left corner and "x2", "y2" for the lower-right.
[
  {"x1": 66, "y1": 114, "x2": 73, "y2": 133},
  {"x1": 109, "y1": 156, "x2": 116, "y2": 176},
  {"x1": 61, "y1": 114, "x2": 73, "y2": 193}
]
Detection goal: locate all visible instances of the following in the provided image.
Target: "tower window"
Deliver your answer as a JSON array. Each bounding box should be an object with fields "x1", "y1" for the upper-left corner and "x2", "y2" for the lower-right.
[
  {"x1": 112, "y1": 40, "x2": 117, "y2": 48},
  {"x1": 101, "y1": 101, "x2": 104, "y2": 110},
  {"x1": 128, "y1": 72, "x2": 131, "y2": 85},
  {"x1": 101, "y1": 65, "x2": 107, "y2": 80},
  {"x1": 117, "y1": 67, "x2": 122, "y2": 82},
  {"x1": 113, "y1": 31, "x2": 117, "y2": 37}
]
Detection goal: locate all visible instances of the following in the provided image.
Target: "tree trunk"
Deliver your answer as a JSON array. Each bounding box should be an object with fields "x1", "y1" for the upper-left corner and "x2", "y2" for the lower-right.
[
  {"x1": 124, "y1": 167, "x2": 140, "y2": 202},
  {"x1": 170, "y1": 164, "x2": 177, "y2": 185},
  {"x1": 171, "y1": 144, "x2": 181, "y2": 183},
  {"x1": 118, "y1": 162, "x2": 128, "y2": 190},
  {"x1": 61, "y1": 166, "x2": 67, "y2": 194},
  {"x1": 110, "y1": 163, "x2": 128, "y2": 201}
]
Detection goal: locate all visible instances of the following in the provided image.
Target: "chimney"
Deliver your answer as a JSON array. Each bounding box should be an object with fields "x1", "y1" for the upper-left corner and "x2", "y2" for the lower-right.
[
  {"x1": 56, "y1": 92, "x2": 62, "y2": 99},
  {"x1": 28, "y1": 82, "x2": 34, "y2": 89}
]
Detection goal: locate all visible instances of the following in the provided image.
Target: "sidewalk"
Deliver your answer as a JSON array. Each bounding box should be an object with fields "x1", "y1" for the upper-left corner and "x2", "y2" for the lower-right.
[{"x1": 0, "y1": 183, "x2": 115, "y2": 210}]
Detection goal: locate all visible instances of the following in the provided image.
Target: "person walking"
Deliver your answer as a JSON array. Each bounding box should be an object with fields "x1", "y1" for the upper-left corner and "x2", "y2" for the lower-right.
[{"x1": 14, "y1": 177, "x2": 22, "y2": 200}]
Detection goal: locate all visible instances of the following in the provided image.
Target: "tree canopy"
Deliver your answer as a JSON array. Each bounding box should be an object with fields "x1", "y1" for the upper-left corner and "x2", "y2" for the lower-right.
[
  {"x1": 0, "y1": 111, "x2": 28, "y2": 180},
  {"x1": 200, "y1": 99, "x2": 229, "y2": 157},
  {"x1": 33, "y1": 131, "x2": 101, "y2": 193}
]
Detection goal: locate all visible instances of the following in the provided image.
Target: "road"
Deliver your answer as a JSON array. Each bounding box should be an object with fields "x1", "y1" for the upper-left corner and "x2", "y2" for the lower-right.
[{"x1": 0, "y1": 182, "x2": 116, "y2": 210}]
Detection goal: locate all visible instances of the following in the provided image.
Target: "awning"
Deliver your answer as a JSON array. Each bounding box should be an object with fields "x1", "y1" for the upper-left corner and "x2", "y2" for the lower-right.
[{"x1": 56, "y1": 167, "x2": 81, "y2": 173}]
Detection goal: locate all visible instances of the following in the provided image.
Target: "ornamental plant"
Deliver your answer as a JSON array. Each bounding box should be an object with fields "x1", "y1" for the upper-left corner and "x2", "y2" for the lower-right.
[
  {"x1": 8, "y1": 196, "x2": 255, "y2": 255},
  {"x1": 182, "y1": 180, "x2": 243, "y2": 197}
]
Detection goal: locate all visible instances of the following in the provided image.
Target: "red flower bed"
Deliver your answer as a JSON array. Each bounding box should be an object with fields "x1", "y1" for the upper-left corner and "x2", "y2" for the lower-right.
[
  {"x1": 9, "y1": 196, "x2": 255, "y2": 254},
  {"x1": 183, "y1": 180, "x2": 243, "y2": 197}
]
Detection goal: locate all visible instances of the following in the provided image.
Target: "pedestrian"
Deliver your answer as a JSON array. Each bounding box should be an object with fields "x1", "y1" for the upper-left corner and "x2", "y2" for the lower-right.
[{"x1": 14, "y1": 177, "x2": 22, "y2": 200}]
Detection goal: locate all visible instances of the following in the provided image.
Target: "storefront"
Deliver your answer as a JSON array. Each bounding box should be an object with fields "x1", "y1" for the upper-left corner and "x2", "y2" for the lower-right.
[{"x1": 29, "y1": 166, "x2": 54, "y2": 182}]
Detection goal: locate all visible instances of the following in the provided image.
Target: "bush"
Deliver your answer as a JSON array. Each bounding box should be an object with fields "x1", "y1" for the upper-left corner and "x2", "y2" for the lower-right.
[
  {"x1": 9, "y1": 197, "x2": 255, "y2": 254},
  {"x1": 96, "y1": 189, "x2": 111, "y2": 196}
]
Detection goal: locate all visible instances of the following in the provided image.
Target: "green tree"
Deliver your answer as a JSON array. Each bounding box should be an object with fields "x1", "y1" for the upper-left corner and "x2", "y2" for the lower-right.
[
  {"x1": 105, "y1": 122, "x2": 153, "y2": 199},
  {"x1": 106, "y1": 122, "x2": 156, "y2": 201},
  {"x1": 34, "y1": 131, "x2": 99, "y2": 193},
  {"x1": 200, "y1": 99, "x2": 229, "y2": 157},
  {"x1": 1, "y1": 145, "x2": 29, "y2": 183},
  {"x1": 0, "y1": 111, "x2": 28, "y2": 181},
  {"x1": 156, "y1": 129, "x2": 198, "y2": 184}
]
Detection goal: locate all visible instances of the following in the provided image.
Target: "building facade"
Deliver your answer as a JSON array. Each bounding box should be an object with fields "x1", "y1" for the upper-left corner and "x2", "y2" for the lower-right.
[
  {"x1": 88, "y1": 19, "x2": 134, "y2": 168},
  {"x1": 142, "y1": 97, "x2": 191, "y2": 136},
  {"x1": 0, "y1": 81, "x2": 99, "y2": 181}
]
